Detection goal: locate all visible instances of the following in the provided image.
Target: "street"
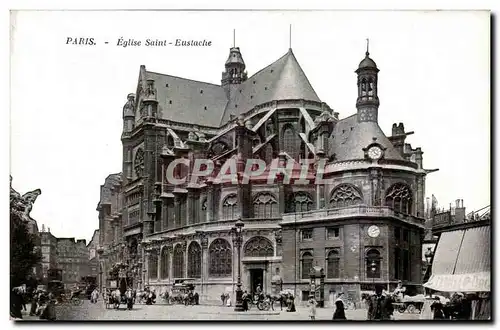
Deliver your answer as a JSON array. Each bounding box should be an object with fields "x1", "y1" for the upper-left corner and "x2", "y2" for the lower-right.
[{"x1": 18, "y1": 300, "x2": 422, "y2": 321}]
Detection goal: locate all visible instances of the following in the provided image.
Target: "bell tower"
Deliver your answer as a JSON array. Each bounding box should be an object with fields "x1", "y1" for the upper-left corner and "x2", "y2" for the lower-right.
[
  {"x1": 221, "y1": 30, "x2": 247, "y2": 91},
  {"x1": 356, "y1": 39, "x2": 380, "y2": 123}
]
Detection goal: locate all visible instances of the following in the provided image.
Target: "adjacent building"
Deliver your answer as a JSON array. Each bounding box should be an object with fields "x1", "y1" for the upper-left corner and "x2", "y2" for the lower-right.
[
  {"x1": 40, "y1": 226, "x2": 58, "y2": 283},
  {"x1": 87, "y1": 230, "x2": 100, "y2": 278},
  {"x1": 98, "y1": 43, "x2": 439, "y2": 304},
  {"x1": 56, "y1": 237, "x2": 90, "y2": 289}
]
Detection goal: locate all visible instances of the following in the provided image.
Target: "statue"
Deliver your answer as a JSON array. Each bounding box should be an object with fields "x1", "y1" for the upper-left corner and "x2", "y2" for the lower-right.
[
  {"x1": 22, "y1": 189, "x2": 42, "y2": 219},
  {"x1": 10, "y1": 176, "x2": 42, "y2": 220}
]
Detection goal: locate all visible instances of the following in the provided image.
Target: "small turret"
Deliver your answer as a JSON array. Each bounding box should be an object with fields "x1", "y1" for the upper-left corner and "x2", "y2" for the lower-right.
[
  {"x1": 122, "y1": 93, "x2": 135, "y2": 133},
  {"x1": 356, "y1": 39, "x2": 380, "y2": 123}
]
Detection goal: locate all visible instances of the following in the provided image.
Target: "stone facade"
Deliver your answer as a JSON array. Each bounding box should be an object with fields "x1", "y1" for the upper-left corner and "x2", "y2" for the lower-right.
[
  {"x1": 40, "y1": 230, "x2": 58, "y2": 282},
  {"x1": 98, "y1": 44, "x2": 438, "y2": 304},
  {"x1": 56, "y1": 238, "x2": 90, "y2": 289}
]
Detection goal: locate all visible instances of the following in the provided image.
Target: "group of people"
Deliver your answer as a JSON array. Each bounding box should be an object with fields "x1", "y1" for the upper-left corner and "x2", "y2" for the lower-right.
[
  {"x1": 10, "y1": 286, "x2": 56, "y2": 321},
  {"x1": 307, "y1": 284, "x2": 394, "y2": 321}
]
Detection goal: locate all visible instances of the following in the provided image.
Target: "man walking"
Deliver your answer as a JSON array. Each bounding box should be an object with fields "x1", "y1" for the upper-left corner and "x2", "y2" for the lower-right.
[{"x1": 367, "y1": 285, "x2": 394, "y2": 320}]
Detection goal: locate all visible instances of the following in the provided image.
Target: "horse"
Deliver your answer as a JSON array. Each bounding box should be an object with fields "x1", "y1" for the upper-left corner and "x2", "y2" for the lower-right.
[{"x1": 269, "y1": 293, "x2": 287, "y2": 311}]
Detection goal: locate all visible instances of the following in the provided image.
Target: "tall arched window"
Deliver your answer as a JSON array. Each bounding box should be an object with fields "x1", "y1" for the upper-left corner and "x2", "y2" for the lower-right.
[
  {"x1": 173, "y1": 244, "x2": 185, "y2": 279},
  {"x1": 187, "y1": 242, "x2": 202, "y2": 278},
  {"x1": 301, "y1": 251, "x2": 313, "y2": 279},
  {"x1": 385, "y1": 183, "x2": 413, "y2": 214},
  {"x1": 263, "y1": 143, "x2": 274, "y2": 164},
  {"x1": 222, "y1": 194, "x2": 238, "y2": 220},
  {"x1": 287, "y1": 192, "x2": 314, "y2": 213},
  {"x1": 160, "y1": 247, "x2": 169, "y2": 279},
  {"x1": 282, "y1": 125, "x2": 296, "y2": 159},
  {"x1": 366, "y1": 249, "x2": 381, "y2": 279},
  {"x1": 244, "y1": 236, "x2": 274, "y2": 257},
  {"x1": 330, "y1": 184, "x2": 363, "y2": 208},
  {"x1": 209, "y1": 239, "x2": 232, "y2": 277},
  {"x1": 327, "y1": 250, "x2": 340, "y2": 278},
  {"x1": 253, "y1": 193, "x2": 278, "y2": 219},
  {"x1": 148, "y1": 250, "x2": 158, "y2": 280}
]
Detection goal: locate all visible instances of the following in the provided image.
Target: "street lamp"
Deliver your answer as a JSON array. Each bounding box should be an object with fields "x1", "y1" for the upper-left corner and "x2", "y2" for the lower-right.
[
  {"x1": 371, "y1": 261, "x2": 377, "y2": 288},
  {"x1": 231, "y1": 218, "x2": 245, "y2": 312}
]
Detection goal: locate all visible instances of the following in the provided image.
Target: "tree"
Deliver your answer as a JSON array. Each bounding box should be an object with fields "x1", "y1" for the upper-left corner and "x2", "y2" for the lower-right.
[{"x1": 10, "y1": 210, "x2": 42, "y2": 288}]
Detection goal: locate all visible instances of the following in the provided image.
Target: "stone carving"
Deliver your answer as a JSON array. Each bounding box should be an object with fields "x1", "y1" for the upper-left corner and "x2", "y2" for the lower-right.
[
  {"x1": 274, "y1": 230, "x2": 282, "y2": 245},
  {"x1": 10, "y1": 176, "x2": 42, "y2": 220},
  {"x1": 200, "y1": 232, "x2": 208, "y2": 249},
  {"x1": 253, "y1": 192, "x2": 277, "y2": 204},
  {"x1": 123, "y1": 93, "x2": 135, "y2": 116},
  {"x1": 188, "y1": 131, "x2": 198, "y2": 141},
  {"x1": 330, "y1": 184, "x2": 363, "y2": 208},
  {"x1": 134, "y1": 148, "x2": 145, "y2": 178},
  {"x1": 314, "y1": 109, "x2": 335, "y2": 125},
  {"x1": 244, "y1": 236, "x2": 274, "y2": 257},
  {"x1": 201, "y1": 199, "x2": 207, "y2": 211},
  {"x1": 144, "y1": 79, "x2": 156, "y2": 99},
  {"x1": 385, "y1": 183, "x2": 413, "y2": 213},
  {"x1": 288, "y1": 192, "x2": 314, "y2": 213}
]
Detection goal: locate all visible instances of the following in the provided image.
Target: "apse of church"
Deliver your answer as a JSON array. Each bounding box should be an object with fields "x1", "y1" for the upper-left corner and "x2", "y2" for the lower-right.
[{"x1": 98, "y1": 43, "x2": 436, "y2": 305}]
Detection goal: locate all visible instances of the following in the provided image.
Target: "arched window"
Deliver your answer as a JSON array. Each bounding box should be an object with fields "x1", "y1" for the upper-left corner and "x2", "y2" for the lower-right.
[
  {"x1": 327, "y1": 250, "x2": 340, "y2": 278},
  {"x1": 385, "y1": 183, "x2": 413, "y2": 214},
  {"x1": 282, "y1": 125, "x2": 296, "y2": 159},
  {"x1": 301, "y1": 252, "x2": 313, "y2": 279},
  {"x1": 330, "y1": 184, "x2": 363, "y2": 208},
  {"x1": 287, "y1": 192, "x2": 314, "y2": 213},
  {"x1": 366, "y1": 249, "x2": 381, "y2": 279},
  {"x1": 173, "y1": 244, "x2": 185, "y2": 279},
  {"x1": 134, "y1": 148, "x2": 145, "y2": 178},
  {"x1": 187, "y1": 242, "x2": 202, "y2": 278},
  {"x1": 222, "y1": 194, "x2": 238, "y2": 220},
  {"x1": 264, "y1": 143, "x2": 274, "y2": 164},
  {"x1": 209, "y1": 239, "x2": 232, "y2": 277},
  {"x1": 148, "y1": 250, "x2": 158, "y2": 279},
  {"x1": 244, "y1": 236, "x2": 274, "y2": 257},
  {"x1": 253, "y1": 193, "x2": 278, "y2": 219},
  {"x1": 160, "y1": 247, "x2": 169, "y2": 279}
]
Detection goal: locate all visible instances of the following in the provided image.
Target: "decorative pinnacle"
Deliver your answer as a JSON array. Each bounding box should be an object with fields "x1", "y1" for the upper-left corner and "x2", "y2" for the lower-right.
[{"x1": 366, "y1": 38, "x2": 370, "y2": 56}]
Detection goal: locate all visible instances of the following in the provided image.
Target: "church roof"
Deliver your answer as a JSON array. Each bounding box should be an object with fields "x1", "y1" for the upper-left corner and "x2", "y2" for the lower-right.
[
  {"x1": 220, "y1": 49, "x2": 321, "y2": 124},
  {"x1": 329, "y1": 114, "x2": 403, "y2": 162},
  {"x1": 145, "y1": 71, "x2": 229, "y2": 128},
  {"x1": 357, "y1": 52, "x2": 378, "y2": 70}
]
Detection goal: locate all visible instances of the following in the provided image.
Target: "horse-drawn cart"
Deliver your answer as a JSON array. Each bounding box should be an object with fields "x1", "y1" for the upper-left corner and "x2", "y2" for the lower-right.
[
  {"x1": 104, "y1": 272, "x2": 134, "y2": 310},
  {"x1": 393, "y1": 294, "x2": 426, "y2": 314}
]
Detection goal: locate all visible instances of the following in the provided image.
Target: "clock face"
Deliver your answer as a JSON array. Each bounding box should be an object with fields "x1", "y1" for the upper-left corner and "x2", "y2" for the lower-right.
[
  {"x1": 368, "y1": 225, "x2": 381, "y2": 238},
  {"x1": 368, "y1": 145, "x2": 383, "y2": 160}
]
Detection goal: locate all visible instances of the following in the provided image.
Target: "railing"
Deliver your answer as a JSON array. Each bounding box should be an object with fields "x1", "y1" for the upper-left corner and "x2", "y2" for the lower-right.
[{"x1": 281, "y1": 205, "x2": 425, "y2": 225}]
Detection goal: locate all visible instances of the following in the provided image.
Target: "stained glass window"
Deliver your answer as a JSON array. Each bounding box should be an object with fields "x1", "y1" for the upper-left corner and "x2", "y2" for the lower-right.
[
  {"x1": 173, "y1": 244, "x2": 185, "y2": 278},
  {"x1": 243, "y1": 236, "x2": 274, "y2": 257},
  {"x1": 209, "y1": 239, "x2": 232, "y2": 277},
  {"x1": 148, "y1": 250, "x2": 158, "y2": 279},
  {"x1": 287, "y1": 192, "x2": 314, "y2": 213},
  {"x1": 301, "y1": 252, "x2": 313, "y2": 279},
  {"x1": 160, "y1": 247, "x2": 169, "y2": 279},
  {"x1": 222, "y1": 194, "x2": 238, "y2": 220},
  {"x1": 330, "y1": 184, "x2": 363, "y2": 208},
  {"x1": 327, "y1": 250, "x2": 340, "y2": 278},
  {"x1": 385, "y1": 183, "x2": 413, "y2": 214},
  {"x1": 187, "y1": 242, "x2": 202, "y2": 278},
  {"x1": 283, "y1": 125, "x2": 296, "y2": 159},
  {"x1": 253, "y1": 193, "x2": 278, "y2": 219}
]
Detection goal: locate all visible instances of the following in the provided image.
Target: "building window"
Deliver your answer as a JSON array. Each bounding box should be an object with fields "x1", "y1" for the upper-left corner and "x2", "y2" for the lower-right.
[
  {"x1": 366, "y1": 249, "x2": 381, "y2": 279},
  {"x1": 394, "y1": 247, "x2": 401, "y2": 280},
  {"x1": 327, "y1": 227, "x2": 341, "y2": 240},
  {"x1": 209, "y1": 239, "x2": 232, "y2": 277},
  {"x1": 243, "y1": 236, "x2": 274, "y2": 257},
  {"x1": 385, "y1": 183, "x2": 413, "y2": 214},
  {"x1": 327, "y1": 250, "x2": 340, "y2": 278},
  {"x1": 134, "y1": 148, "x2": 145, "y2": 178},
  {"x1": 222, "y1": 194, "x2": 238, "y2": 220},
  {"x1": 282, "y1": 124, "x2": 296, "y2": 159},
  {"x1": 329, "y1": 184, "x2": 363, "y2": 208},
  {"x1": 148, "y1": 250, "x2": 158, "y2": 280},
  {"x1": 301, "y1": 252, "x2": 313, "y2": 279},
  {"x1": 286, "y1": 192, "x2": 314, "y2": 213},
  {"x1": 160, "y1": 247, "x2": 169, "y2": 279},
  {"x1": 264, "y1": 143, "x2": 274, "y2": 164},
  {"x1": 301, "y1": 229, "x2": 313, "y2": 241},
  {"x1": 253, "y1": 193, "x2": 278, "y2": 219},
  {"x1": 173, "y1": 244, "x2": 184, "y2": 279},
  {"x1": 187, "y1": 242, "x2": 202, "y2": 278}
]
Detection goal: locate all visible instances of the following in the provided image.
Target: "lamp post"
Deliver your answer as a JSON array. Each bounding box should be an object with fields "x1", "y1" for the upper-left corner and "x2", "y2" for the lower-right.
[
  {"x1": 371, "y1": 261, "x2": 377, "y2": 288},
  {"x1": 231, "y1": 218, "x2": 245, "y2": 312}
]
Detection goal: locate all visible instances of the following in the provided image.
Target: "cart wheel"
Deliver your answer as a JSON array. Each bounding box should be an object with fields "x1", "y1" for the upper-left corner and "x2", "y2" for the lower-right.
[
  {"x1": 397, "y1": 305, "x2": 406, "y2": 313},
  {"x1": 406, "y1": 304, "x2": 416, "y2": 314}
]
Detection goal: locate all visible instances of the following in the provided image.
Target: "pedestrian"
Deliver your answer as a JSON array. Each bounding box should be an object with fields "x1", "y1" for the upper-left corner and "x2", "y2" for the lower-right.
[
  {"x1": 367, "y1": 285, "x2": 394, "y2": 320},
  {"x1": 333, "y1": 292, "x2": 347, "y2": 320},
  {"x1": 242, "y1": 291, "x2": 249, "y2": 311},
  {"x1": 40, "y1": 296, "x2": 56, "y2": 321},
  {"x1": 307, "y1": 294, "x2": 317, "y2": 320},
  {"x1": 221, "y1": 293, "x2": 226, "y2": 306},
  {"x1": 430, "y1": 296, "x2": 446, "y2": 320},
  {"x1": 226, "y1": 295, "x2": 232, "y2": 307},
  {"x1": 10, "y1": 287, "x2": 23, "y2": 319}
]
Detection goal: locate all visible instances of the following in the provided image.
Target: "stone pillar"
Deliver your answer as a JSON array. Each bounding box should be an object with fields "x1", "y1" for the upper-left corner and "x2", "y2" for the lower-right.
[
  {"x1": 206, "y1": 182, "x2": 214, "y2": 222},
  {"x1": 416, "y1": 175, "x2": 425, "y2": 217},
  {"x1": 200, "y1": 233, "x2": 208, "y2": 299},
  {"x1": 369, "y1": 167, "x2": 382, "y2": 206},
  {"x1": 182, "y1": 241, "x2": 188, "y2": 278},
  {"x1": 157, "y1": 248, "x2": 162, "y2": 280},
  {"x1": 275, "y1": 229, "x2": 283, "y2": 256},
  {"x1": 174, "y1": 195, "x2": 180, "y2": 228},
  {"x1": 168, "y1": 245, "x2": 173, "y2": 282},
  {"x1": 186, "y1": 193, "x2": 193, "y2": 225}
]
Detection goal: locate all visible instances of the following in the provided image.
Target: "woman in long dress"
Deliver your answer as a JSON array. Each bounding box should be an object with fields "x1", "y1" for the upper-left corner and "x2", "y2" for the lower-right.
[{"x1": 333, "y1": 293, "x2": 346, "y2": 320}]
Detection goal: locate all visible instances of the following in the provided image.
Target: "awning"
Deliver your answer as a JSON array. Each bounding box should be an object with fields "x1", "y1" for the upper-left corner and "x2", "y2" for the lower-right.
[
  {"x1": 424, "y1": 225, "x2": 490, "y2": 292},
  {"x1": 424, "y1": 272, "x2": 490, "y2": 292}
]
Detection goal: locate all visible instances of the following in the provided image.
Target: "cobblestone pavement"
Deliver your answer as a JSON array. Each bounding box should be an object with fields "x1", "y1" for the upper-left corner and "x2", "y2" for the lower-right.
[{"x1": 17, "y1": 301, "x2": 422, "y2": 321}]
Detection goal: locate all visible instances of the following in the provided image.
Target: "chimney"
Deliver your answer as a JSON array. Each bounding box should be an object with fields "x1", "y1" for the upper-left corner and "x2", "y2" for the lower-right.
[{"x1": 41, "y1": 224, "x2": 45, "y2": 232}]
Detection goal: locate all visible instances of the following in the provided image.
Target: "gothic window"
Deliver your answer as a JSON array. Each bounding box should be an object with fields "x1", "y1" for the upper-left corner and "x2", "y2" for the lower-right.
[
  {"x1": 253, "y1": 193, "x2": 278, "y2": 219},
  {"x1": 148, "y1": 250, "x2": 158, "y2": 279},
  {"x1": 329, "y1": 184, "x2": 363, "y2": 208},
  {"x1": 187, "y1": 242, "x2": 202, "y2": 278},
  {"x1": 160, "y1": 247, "x2": 169, "y2": 279},
  {"x1": 385, "y1": 183, "x2": 413, "y2": 214},
  {"x1": 264, "y1": 143, "x2": 274, "y2": 164},
  {"x1": 282, "y1": 125, "x2": 296, "y2": 159},
  {"x1": 327, "y1": 250, "x2": 340, "y2": 278},
  {"x1": 366, "y1": 249, "x2": 381, "y2": 279},
  {"x1": 222, "y1": 194, "x2": 238, "y2": 220},
  {"x1": 286, "y1": 192, "x2": 314, "y2": 213},
  {"x1": 209, "y1": 239, "x2": 232, "y2": 277},
  {"x1": 243, "y1": 236, "x2": 274, "y2": 257},
  {"x1": 173, "y1": 244, "x2": 185, "y2": 278},
  {"x1": 134, "y1": 148, "x2": 145, "y2": 178},
  {"x1": 301, "y1": 251, "x2": 313, "y2": 279}
]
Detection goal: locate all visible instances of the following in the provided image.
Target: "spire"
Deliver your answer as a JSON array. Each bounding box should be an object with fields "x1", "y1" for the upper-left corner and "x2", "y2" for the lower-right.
[
  {"x1": 289, "y1": 24, "x2": 292, "y2": 50},
  {"x1": 356, "y1": 39, "x2": 380, "y2": 122},
  {"x1": 221, "y1": 33, "x2": 247, "y2": 87}
]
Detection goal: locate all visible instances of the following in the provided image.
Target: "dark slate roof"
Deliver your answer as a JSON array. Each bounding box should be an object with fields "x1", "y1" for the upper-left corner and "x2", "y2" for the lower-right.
[
  {"x1": 329, "y1": 114, "x2": 403, "y2": 162},
  {"x1": 146, "y1": 71, "x2": 228, "y2": 127},
  {"x1": 357, "y1": 52, "x2": 378, "y2": 70},
  {"x1": 225, "y1": 47, "x2": 245, "y2": 66},
  {"x1": 220, "y1": 48, "x2": 322, "y2": 124}
]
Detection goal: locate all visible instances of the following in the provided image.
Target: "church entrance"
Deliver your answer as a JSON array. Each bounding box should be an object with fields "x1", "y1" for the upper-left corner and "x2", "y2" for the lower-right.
[{"x1": 249, "y1": 269, "x2": 264, "y2": 295}]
